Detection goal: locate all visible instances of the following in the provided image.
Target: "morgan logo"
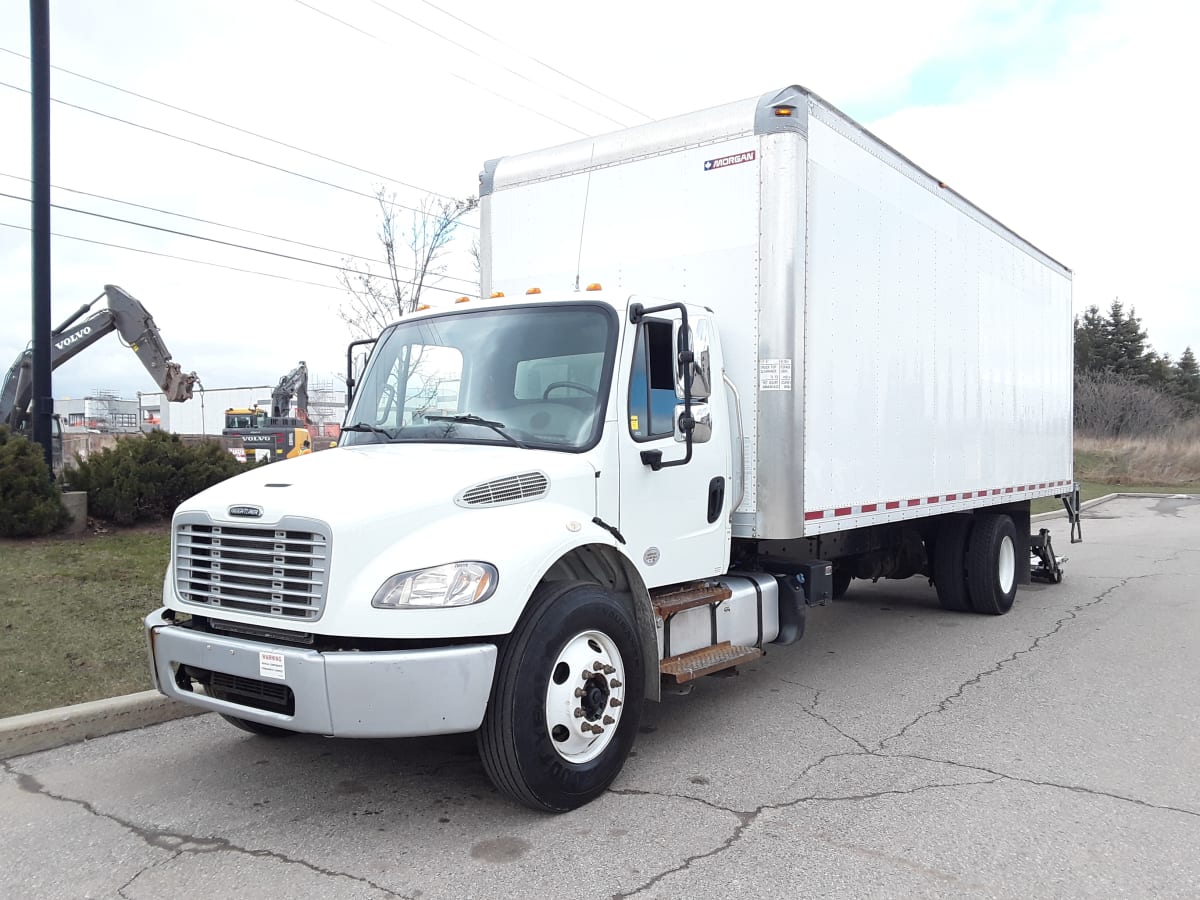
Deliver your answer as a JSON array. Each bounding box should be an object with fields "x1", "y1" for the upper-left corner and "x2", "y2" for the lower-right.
[
  {"x1": 53, "y1": 326, "x2": 92, "y2": 350},
  {"x1": 703, "y1": 150, "x2": 756, "y2": 172},
  {"x1": 228, "y1": 505, "x2": 263, "y2": 518}
]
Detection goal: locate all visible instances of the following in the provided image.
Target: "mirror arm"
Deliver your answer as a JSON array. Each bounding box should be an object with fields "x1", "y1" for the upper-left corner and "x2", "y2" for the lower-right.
[{"x1": 630, "y1": 301, "x2": 695, "y2": 470}]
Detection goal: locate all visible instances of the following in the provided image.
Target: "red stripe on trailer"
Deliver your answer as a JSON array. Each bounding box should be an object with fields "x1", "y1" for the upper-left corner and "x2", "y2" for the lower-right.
[
  {"x1": 962, "y1": 491, "x2": 972, "y2": 499},
  {"x1": 804, "y1": 510, "x2": 824, "y2": 521},
  {"x1": 861, "y1": 503, "x2": 878, "y2": 512},
  {"x1": 907, "y1": 498, "x2": 921, "y2": 507},
  {"x1": 992, "y1": 489, "x2": 1001, "y2": 495},
  {"x1": 927, "y1": 496, "x2": 939, "y2": 503},
  {"x1": 946, "y1": 493, "x2": 957, "y2": 500},
  {"x1": 1004, "y1": 487, "x2": 1014, "y2": 493},
  {"x1": 886, "y1": 501, "x2": 900, "y2": 510},
  {"x1": 834, "y1": 507, "x2": 852, "y2": 516}
]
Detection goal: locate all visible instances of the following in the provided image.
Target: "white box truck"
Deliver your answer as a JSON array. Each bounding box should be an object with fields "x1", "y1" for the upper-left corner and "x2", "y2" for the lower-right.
[{"x1": 146, "y1": 85, "x2": 1079, "y2": 812}]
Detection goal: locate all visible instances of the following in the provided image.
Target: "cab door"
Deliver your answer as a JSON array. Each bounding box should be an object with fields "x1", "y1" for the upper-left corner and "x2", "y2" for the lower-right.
[{"x1": 617, "y1": 301, "x2": 732, "y2": 588}]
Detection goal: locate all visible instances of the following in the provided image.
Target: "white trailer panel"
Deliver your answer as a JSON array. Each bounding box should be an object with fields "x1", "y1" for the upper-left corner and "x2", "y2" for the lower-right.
[{"x1": 483, "y1": 86, "x2": 1073, "y2": 541}]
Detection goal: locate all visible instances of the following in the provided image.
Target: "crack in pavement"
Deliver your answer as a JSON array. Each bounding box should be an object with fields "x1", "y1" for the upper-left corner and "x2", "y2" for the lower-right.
[
  {"x1": 608, "y1": 762, "x2": 999, "y2": 900},
  {"x1": 885, "y1": 752, "x2": 1200, "y2": 820},
  {"x1": 116, "y1": 850, "x2": 182, "y2": 900},
  {"x1": 781, "y1": 680, "x2": 872, "y2": 753},
  {"x1": 878, "y1": 575, "x2": 1139, "y2": 751},
  {"x1": 1, "y1": 760, "x2": 408, "y2": 899}
]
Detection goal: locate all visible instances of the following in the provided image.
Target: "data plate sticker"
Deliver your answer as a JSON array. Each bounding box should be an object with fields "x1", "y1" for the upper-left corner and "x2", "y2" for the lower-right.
[
  {"x1": 259, "y1": 651, "x2": 286, "y2": 680},
  {"x1": 759, "y1": 358, "x2": 793, "y2": 391}
]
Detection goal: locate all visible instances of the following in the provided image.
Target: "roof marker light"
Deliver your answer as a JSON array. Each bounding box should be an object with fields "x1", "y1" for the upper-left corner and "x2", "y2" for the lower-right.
[
  {"x1": 586, "y1": 283, "x2": 603, "y2": 291},
  {"x1": 490, "y1": 291, "x2": 505, "y2": 298},
  {"x1": 416, "y1": 304, "x2": 432, "y2": 311},
  {"x1": 774, "y1": 106, "x2": 795, "y2": 117},
  {"x1": 526, "y1": 287, "x2": 541, "y2": 294},
  {"x1": 455, "y1": 296, "x2": 471, "y2": 303}
]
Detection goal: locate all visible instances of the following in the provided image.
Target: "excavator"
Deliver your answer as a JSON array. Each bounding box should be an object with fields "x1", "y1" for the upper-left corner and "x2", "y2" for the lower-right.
[
  {"x1": 221, "y1": 361, "x2": 311, "y2": 462},
  {"x1": 0, "y1": 285, "x2": 198, "y2": 467}
]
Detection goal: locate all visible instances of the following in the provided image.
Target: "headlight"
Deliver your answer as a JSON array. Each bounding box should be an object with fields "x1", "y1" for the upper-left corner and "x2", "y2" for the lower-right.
[{"x1": 371, "y1": 562, "x2": 498, "y2": 609}]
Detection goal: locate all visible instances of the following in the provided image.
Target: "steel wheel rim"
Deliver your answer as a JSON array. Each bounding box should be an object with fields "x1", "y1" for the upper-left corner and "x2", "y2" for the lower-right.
[
  {"x1": 998, "y1": 534, "x2": 1016, "y2": 594},
  {"x1": 544, "y1": 629, "x2": 626, "y2": 764}
]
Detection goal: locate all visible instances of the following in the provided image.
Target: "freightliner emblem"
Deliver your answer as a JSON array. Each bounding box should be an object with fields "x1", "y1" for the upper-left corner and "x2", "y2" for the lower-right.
[{"x1": 228, "y1": 505, "x2": 263, "y2": 518}]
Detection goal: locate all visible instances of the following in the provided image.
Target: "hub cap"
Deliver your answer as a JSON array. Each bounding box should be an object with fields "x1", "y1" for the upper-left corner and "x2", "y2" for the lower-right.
[
  {"x1": 545, "y1": 630, "x2": 626, "y2": 763},
  {"x1": 998, "y1": 534, "x2": 1016, "y2": 594}
]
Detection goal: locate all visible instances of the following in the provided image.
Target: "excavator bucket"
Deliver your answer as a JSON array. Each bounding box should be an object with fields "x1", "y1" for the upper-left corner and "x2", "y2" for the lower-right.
[{"x1": 160, "y1": 362, "x2": 197, "y2": 402}]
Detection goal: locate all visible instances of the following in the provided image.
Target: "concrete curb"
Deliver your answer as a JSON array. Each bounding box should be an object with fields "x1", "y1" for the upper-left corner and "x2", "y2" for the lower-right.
[
  {"x1": 1031, "y1": 491, "x2": 1199, "y2": 522},
  {"x1": 6, "y1": 492, "x2": 1196, "y2": 762},
  {"x1": 0, "y1": 691, "x2": 206, "y2": 761}
]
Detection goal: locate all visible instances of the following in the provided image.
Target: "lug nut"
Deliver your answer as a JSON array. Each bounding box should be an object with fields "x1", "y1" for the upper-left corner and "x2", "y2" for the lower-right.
[
  {"x1": 603, "y1": 665, "x2": 616, "y2": 675},
  {"x1": 610, "y1": 698, "x2": 622, "y2": 707},
  {"x1": 602, "y1": 715, "x2": 615, "y2": 725},
  {"x1": 574, "y1": 709, "x2": 585, "y2": 718},
  {"x1": 593, "y1": 661, "x2": 605, "y2": 671},
  {"x1": 574, "y1": 687, "x2": 586, "y2": 697},
  {"x1": 609, "y1": 679, "x2": 622, "y2": 688}
]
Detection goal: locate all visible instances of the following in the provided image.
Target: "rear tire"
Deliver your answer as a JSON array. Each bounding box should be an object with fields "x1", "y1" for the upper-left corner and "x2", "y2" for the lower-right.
[
  {"x1": 478, "y1": 582, "x2": 644, "y2": 812},
  {"x1": 219, "y1": 714, "x2": 295, "y2": 737},
  {"x1": 832, "y1": 569, "x2": 852, "y2": 600},
  {"x1": 933, "y1": 515, "x2": 974, "y2": 612},
  {"x1": 967, "y1": 513, "x2": 1019, "y2": 615}
]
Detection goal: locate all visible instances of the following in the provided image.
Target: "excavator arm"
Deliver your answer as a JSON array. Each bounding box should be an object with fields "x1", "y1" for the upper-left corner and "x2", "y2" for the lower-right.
[
  {"x1": 0, "y1": 285, "x2": 198, "y2": 430},
  {"x1": 270, "y1": 361, "x2": 308, "y2": 421}
]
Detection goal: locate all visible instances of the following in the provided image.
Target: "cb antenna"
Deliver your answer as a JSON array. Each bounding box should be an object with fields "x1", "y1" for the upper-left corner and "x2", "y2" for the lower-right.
[{"x1": 573, "y1": 144, "x2": 596, "y2": 291}]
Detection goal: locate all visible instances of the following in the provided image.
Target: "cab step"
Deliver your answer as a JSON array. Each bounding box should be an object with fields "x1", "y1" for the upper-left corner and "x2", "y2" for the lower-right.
[
  {"x1": 651, "y1": 581, "x2": 732, "y2": 619},
  {"x1": 660, "y1": 641, "x2": 763, "y2": 683}
]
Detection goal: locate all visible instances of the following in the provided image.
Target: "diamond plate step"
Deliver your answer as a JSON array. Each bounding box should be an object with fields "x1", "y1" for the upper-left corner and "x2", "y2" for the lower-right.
[
  {"x1": 651, "y1": 581, "x2": 732, "y2": 619},
  {"x1": 659, "y1": 641, "x2": 763, "y2": 683}
]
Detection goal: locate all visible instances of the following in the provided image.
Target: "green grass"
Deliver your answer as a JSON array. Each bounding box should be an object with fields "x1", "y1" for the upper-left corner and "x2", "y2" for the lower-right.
[
  {"x1": 1031, "y1": 479, "x2": 1200, "y2": 514},
  {"x1": 0, "y1": 528, "x2": 169, "y2": 717}
]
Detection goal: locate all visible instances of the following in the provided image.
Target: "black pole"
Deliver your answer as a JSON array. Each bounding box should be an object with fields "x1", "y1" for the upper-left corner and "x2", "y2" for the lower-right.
[{"x1": 30, "y1": 0, "x2": 52, "y2": 468}]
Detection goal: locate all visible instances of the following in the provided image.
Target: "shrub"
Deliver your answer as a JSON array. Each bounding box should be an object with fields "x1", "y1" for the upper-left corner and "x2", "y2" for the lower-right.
[
  {"x1": 1074, "y1": 371, "x2": 1183, "y2": 439},
  {"x1": 64, "y1": 431, "x2": 253, "y2": 525},
  {"x1": 0, "y1": 427, "x2": 70, "y2": 537}
]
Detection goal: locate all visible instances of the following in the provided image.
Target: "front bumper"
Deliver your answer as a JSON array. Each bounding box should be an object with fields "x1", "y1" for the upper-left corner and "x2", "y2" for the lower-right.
[{"x1": 145, "y1": 609, "x2": 497, "y2": 738}]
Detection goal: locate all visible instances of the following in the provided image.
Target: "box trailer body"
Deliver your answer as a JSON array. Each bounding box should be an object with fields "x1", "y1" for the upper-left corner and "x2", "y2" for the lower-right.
[
  {"x1": 481, "y1": 85, "x2": 1074, "y2": 540},
  {"x1": 145, "y1": 85, "x2": 1078, "y2": 813}
]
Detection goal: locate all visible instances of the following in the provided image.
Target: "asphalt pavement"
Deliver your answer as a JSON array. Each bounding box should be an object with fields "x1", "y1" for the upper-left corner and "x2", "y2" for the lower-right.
[{"x1": 2, "y1": 495, "x2": 1197, "y2": 899}]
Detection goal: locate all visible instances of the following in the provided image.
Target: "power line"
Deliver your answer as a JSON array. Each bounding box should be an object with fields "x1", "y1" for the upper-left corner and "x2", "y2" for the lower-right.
[
  {"x1": 0, "y1": 220, "x2": 346, "y2": 293},
  {"x1": 366, "y1": 0, "x2": 630, "y2": 129},
  {"x1": 0, "y1": 45, "x2": 459, "y2": 202},
  {"x1": 0, "y1": 79, "x2": 478, "y2": 229},
  {"x1": 0, "y1": 191, "x2": 478, "y2": 298},
  {"x1": 290, "y1": 0, "x2": 592, "y2": 138},
  {"x1": 0, "y1": 172, "x2": 481, "y2": 290},
  {"x1": 415, "y1": 0, "x2": 651, "y2": 122}
]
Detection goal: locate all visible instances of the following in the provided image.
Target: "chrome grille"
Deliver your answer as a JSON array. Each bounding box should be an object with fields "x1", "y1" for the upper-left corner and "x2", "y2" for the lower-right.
[
  {"x1": 457, "y1": 471, "x2": 548, "y2": 507},
  {"x1": 175, "y1": 520, "x2": 330, "y2": 620}
]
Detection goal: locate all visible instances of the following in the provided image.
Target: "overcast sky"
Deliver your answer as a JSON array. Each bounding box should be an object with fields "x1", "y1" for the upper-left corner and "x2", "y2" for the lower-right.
[{"x1": 1, "y1": 0, "x2": 1196, "y2": 404}]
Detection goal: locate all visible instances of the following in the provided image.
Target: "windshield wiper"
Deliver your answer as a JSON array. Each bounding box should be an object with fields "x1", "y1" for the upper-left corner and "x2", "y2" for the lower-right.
[
  {"x1": 424, "y1": 414, "x2": 527, "y2": 449},
  {"x1": 342, "y1": 422, "x2": 395, "y2": 440}
]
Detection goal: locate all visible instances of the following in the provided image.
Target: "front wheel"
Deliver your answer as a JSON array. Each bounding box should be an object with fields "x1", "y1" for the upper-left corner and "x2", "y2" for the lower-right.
[{"x1": 478, "y1": 582, "x2": 645, "y2": 812}]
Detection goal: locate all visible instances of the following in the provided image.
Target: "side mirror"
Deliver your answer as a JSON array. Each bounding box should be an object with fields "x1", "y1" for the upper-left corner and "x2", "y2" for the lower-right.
[
  {"x1": 674, "y1": 402, "x2": 712, "y2": 444},
  {"x1": 673, "y1": 318, "x2": 713, "y2": 401}
]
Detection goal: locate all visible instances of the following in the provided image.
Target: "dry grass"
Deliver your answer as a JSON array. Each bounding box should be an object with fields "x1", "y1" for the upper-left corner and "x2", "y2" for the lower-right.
[{"x1": 1075, "y1": 420, "x2": 1200, "y2": 485}]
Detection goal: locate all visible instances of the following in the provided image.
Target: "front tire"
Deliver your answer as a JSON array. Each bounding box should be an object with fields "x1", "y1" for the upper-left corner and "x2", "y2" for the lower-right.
[{"x1": 478, "y1": 582, "x2": 644, "y2": 812}]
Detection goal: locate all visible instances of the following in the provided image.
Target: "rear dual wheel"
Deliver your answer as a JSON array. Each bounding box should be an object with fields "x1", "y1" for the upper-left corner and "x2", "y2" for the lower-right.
[{"x1": 934, "y1": 512, "x2": 1018, "y2": 615}]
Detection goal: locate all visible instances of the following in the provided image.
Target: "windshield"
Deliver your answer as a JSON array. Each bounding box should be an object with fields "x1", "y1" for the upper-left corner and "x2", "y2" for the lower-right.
[{"x1": 342, "y1": 303, "x2": 617, "y2": 452}]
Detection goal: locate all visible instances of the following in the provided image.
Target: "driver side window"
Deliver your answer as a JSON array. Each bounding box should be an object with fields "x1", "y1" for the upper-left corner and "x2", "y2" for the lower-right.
[{"x1": 628, "y1": 320, "x2": 676, "y2": 441}]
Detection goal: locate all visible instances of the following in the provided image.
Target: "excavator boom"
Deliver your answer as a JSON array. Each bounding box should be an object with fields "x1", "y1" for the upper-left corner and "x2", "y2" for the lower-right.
[{"x1": 0, "y1": 284, "x2": 198, "y2": 430}]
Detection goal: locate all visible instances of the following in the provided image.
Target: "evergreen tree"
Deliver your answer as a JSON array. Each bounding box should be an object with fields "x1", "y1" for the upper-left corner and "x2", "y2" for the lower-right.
[
  {"x1": 1102, "y1": 299, "x2": 1151, "y2": 380},
  {"x1": 1073, "y1": 305, "x2": 1106, "y2": 373}
]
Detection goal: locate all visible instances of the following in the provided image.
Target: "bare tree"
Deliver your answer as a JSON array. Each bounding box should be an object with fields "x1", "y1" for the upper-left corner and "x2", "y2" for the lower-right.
[{"x1": 338, "y1": 188, "x2": 478, "y2": 339}]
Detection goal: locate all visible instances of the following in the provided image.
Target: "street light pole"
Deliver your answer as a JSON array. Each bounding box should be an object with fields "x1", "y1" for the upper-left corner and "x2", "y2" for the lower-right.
[{"x1": 30, "y1": 0, "x2": 53, "y2": 469}]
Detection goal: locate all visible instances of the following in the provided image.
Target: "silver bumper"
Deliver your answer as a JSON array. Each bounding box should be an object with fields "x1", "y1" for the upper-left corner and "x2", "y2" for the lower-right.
[{"x1": 145, "y1": 609, "x2": 497, "y2": 738}]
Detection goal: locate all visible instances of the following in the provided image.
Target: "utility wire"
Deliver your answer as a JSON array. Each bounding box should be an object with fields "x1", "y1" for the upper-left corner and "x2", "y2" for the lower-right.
[
  {"x1": 291, "y1": 0, "x2": 591, "y2": 138},
  {"x1": 0, "y1": 79, "x2": 478, "y2": 229},
  {"x1": 0, "y1": 220, "x2": 345, "y2": 293},
  {"x1": 0, "y1": 45, "x2": 459, "y2": 202},
  {"x1": 415, "y1": 0, "x2": 651, "y2": 121},
  {"x1": 0, "y1": 172, "x2": 480, "y2": 290},
  {"x1": 0, "y1": 191, "x2": 478, "y2": 298},
  {"x1": 366, "y1": 0, "x2": 629, "y2": 129}
]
